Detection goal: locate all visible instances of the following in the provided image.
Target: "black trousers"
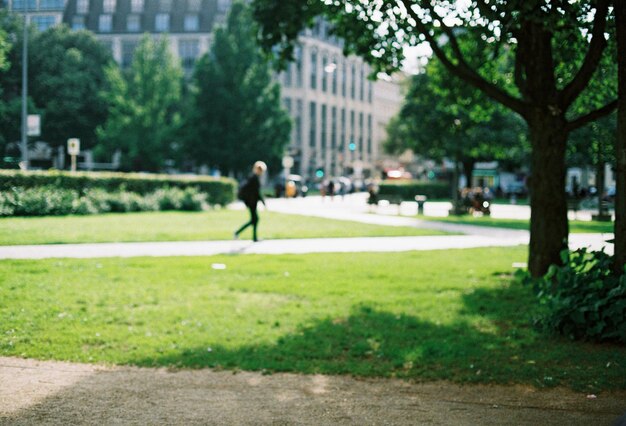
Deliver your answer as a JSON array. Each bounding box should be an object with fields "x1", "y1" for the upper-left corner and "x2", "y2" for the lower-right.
[{"x1": 235, "y1": 202, "x2": 259, "y2": 241}]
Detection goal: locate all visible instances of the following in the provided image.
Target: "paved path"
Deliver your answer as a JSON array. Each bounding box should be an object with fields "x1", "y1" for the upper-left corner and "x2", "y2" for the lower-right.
[{"x1": 0, "y1": 194, "x2": 613, "y2": 259}]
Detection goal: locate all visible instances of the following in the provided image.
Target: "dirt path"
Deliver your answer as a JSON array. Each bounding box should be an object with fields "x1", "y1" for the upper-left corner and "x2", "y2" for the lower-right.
[{"x1": 1, "y1": 357, "x2": 625, "y2": 425}]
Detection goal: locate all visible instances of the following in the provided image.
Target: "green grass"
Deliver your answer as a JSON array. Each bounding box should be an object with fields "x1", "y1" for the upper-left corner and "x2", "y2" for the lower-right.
[
  {"x1": 1, "y1": 246, "x2": 624, "y2": 391},
  {"x1": 427, "y1": 215, "x2": 614, "y2": 233},
  {"x1": 0, "y1": 210, "x2": 450, "y2": 246}
]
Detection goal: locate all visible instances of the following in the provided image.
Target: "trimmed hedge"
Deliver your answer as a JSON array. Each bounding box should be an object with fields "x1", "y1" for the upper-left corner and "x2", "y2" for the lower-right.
[
  {"x1": 377, "y1": 180, "x2": 451, "y2": 200},
  {"x1": 0, "y1": 186, "x2": 209, "y2": 216},
  {"x1": 0, "y1": 170, "x2": 236, "y2": 206}
]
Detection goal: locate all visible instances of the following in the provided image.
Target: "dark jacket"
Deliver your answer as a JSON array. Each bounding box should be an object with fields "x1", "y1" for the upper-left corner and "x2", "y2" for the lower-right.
[{"x1": 238, "y1": 174, "x2": 264, "y2": 205}]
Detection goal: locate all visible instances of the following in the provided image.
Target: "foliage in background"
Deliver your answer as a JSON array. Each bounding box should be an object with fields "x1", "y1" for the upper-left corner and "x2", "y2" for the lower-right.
[
  {"x1": 0, "y1": 170, "x2": 235, "y2": 206},
  {"x1": 0, "y1": 186, "x2": 208, "y2": 216},
  {"x1": 29, "y1": 26, "x2": 113, "y2": 152},
  {"x1": 186, "y1": 1, "x2": 291, "y2": 177},
  {"x1": 250, "y1": 0, "x2": 618, "y2": 278},
  {"x1": 385, "y1": 36, "x2": 528, "y2": 188},
  {"x1": 520, "y1": 249, "x2": 626, "y2": 343},
  {"x1": 96, "y1": 35, "x2": 183, "y2": 172},
  {"x1": 377, "y1": 180, "x2": 450, "y2": 200}
]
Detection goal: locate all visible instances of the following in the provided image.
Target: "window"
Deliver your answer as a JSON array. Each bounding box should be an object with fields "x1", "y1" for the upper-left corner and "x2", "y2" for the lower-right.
[
  {"x1": 359, "y1": 112, "x2": 364, "y2": 154},
  {"x1": 367, "y1": 114, "x2": 372, "y2": 155},
  {"x1": 350, "y1": 110, "x2": 355, "y2": 152},
  {"x1": 159, "y1": 0, "x2": 172, "y2": 12},
  {"x1": 127, "y1": 14, "x2": 140, "y2": 32},
  {"x1": 12, "y1": 0, "x2": 36, "y2": 11},
  {"x1": 368, "y1": 80, "x2": 373, "y2": 103},
  {"x1": 341, "y1": 60, "x2": 346, "y2": 97},
  {"x1": 295, "y1": 46, "x2": 303, "y2": 88},
  {"x1": 350, "y1": 63, "x2": 356, "y2": 100},
  {"x1": 72, "y1": 16, "x2": 85, "y2": 30},
  {"x1": 102, "y1": 0, "x2": 116, "y2": 14},
  {"x1": 100, "y1": 40, "x2": 113, "y2": 53},
  {"x1": 155, "y1": 13, "x2": 169, "y2": 32},
  {"x1": 340, "y1": 108, "x2": 346, "y2": 152},
  {"x1": 130, "y1": 0, "x2": 144, "y2": 13},
  {"x1": 309, "y1": 102, "x2": 317, "y2": 148},
  {"x1": 310, "y1": 50, "x2": 317, "y2": 90},
  {"x1": 321, "y1": 104, "x2": 327, "y2": 151},
  {"x1": 360, "y1": 66, "x2": 365, "y2": 101},
  {"x1": 184, "y1": 14, "x2": 199, "y2": 31},
  {"x1": 283, "y1": 98, "x2": 292, "y2": 114},
  {"x1": 40, "y1": 0, "x2": 64, "y2": 10},
  {"x1": 187, "y1": 0, "x2": 201, "y2": 12},
  {"x1": 31, "y1": 15, "x2": 56, "y2": 31},
  {"x1": 179, "y1": 39, "x2": 200, "y2": 73},
  {"x1": 98, "y1": 14, "x2": 112, "y2": 32},
  {"x1": 217, "y1": 0, "x2": 231, "y2": 13},
  {"x1": 321, "y1": 55, "x2": 327, "y2": 92},
  {"x1": 76, "y1": 0, "x2": 89, "y2": 14},
  {"x1": 295, "y1": 100, "x2": 303, "y2": 146},
  {"x1": 331, "y1": 56, "x2": 338, "y2": 95},
  {"x1": 331, "y1": 106, "x2": 337, "y2": 151},
  {"x1": 283, "y1": 63, "x2": 292, "y2": 87},
  {"x1": 122, "y1": 40, "x2": 138, "y2": 68}
]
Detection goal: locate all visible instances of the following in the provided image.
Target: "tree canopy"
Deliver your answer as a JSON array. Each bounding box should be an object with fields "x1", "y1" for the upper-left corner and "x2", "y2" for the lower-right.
[
  {"x1": 96, "y1": 35, "x2": 183, "y2": 172},
  {"x1": 250, "y1": 0, "x2": 618, "y2": 276},
  {"x1": 186, "y1": 1, "x2": 291, "y2": 177}
]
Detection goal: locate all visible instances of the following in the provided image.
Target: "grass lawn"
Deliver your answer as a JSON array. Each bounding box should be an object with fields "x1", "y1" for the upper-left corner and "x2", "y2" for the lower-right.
[
  {"x1": 1, "y1": 246, "x2": 623, "y2": 391},
  {"x1": 427, "y1": 215, "x2": 614, "y2": 234},
  {"x1": 0, "y1": 210, "x2": 450, "y2": 246}
]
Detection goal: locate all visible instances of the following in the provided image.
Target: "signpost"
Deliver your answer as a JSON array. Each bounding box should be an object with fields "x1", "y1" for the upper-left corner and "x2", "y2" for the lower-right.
[
  {"x1": 27, "y1": 114, "x2": 40, "y2": 137},
  {"x1": 67, "y1": 138, "x2": 80, "y2": 172}
]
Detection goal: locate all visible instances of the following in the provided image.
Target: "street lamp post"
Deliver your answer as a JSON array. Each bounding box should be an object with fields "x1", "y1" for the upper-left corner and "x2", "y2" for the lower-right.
[{"x1": 21, "y1": 0, "x2": 29, "y2": 170}]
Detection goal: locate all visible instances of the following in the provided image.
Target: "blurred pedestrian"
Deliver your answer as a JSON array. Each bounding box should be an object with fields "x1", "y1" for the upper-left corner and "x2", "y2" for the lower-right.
[{"x1": 234, "y1": 161, "x2": 267, "y2": 242}]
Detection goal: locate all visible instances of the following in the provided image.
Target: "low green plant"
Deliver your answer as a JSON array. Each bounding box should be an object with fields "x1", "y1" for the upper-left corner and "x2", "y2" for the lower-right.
[
  {"x1": 378, "y1": 180, "x2": 450, "y2": 200},
  {"x1": 520, "y1": 249, "x2": 626, "y2": 342}
]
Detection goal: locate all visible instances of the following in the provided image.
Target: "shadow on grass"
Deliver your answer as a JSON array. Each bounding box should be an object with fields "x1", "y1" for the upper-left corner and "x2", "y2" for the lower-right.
[{"x1": 130, "y1": 283, "x2": 626, "y2": 390}]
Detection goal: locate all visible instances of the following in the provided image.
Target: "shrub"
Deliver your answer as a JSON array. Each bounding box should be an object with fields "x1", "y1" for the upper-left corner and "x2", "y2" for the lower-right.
[
  {"x1": 180, "y1": 187, "x2": 208, "y2": 211},
  {"x1": 8, "y1": 187, "x2": 78, "y2": 216},
  {"x1": 377, "y1": 180, "x2": 450, "y2": 200},
  {"x1": 0, "y1": 170, "x2": 236, "y2": 206},
  {"x1": 521, "y1": 249, "x2": 626, "y2": 343}
]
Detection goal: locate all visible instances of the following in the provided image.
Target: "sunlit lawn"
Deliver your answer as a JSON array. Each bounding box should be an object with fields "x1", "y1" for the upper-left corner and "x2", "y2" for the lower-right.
[
  {"x1": 1, "y1": 246, "x2": 624, "y2": 391},
  {"x1": 427, "y1": 215, "x2": 614, "y2": 234},
  {"x1": 0, "y1": 210, "x2": 451, "y2": 246}
]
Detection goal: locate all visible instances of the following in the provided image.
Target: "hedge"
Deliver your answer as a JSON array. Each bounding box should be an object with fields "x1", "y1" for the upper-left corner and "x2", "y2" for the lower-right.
[
  {"x1": 377, "y1": 180, "x2": 451, "y2": 200},
  {"x1": 0, "y1": 186, "x2": 209, "y2": 216},
  {"x1": 0, "y1": 170, "x2": 236, "y2": 206}
]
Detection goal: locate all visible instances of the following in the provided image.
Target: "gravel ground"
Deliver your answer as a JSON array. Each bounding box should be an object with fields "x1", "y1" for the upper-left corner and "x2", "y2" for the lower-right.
[{"x1": 1, "y1": 357, "x2": 625, "y2": 425}]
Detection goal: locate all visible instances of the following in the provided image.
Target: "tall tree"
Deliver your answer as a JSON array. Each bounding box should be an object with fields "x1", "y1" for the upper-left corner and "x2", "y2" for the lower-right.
[
  {"x1": 28, "y1": 26, "x2": 113, "y2": 153},
  {"x1": 250, "y1": 0, "x2": 617, "y2": 277},
  {"x1": 386, "y1": 52, "x2": 527, "y2": 202},
  {"x1": 96, "y1": 35, "x2": 183, "y2": 172},
  {"x1": 187, "y1": 1, "x2": 291, "y2": 176}
]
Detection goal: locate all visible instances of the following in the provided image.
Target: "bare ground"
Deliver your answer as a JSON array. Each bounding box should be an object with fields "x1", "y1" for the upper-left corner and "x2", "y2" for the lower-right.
[{"x1": 1, "y1": 357, "x2": 625, "y2": 425}]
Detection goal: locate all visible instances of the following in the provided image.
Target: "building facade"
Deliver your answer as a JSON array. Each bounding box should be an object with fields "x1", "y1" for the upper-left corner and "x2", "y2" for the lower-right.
[{"x1": 3, "y1": 0, "x2": 403, "y2": 179}]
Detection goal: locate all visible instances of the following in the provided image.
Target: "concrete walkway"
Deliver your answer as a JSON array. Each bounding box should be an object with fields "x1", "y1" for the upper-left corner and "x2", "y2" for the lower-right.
[{"x1": 0, "y1": 194, "x2": 613, "y2": 259}]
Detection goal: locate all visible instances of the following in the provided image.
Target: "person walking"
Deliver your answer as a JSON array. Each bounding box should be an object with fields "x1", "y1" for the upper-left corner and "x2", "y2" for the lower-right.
[{"x1": 234, "y1": 161, "x2": 267, "y2": 242}]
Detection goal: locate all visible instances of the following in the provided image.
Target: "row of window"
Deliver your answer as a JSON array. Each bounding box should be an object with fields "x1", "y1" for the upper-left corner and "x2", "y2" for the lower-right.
[
  {"x1": 283, "y1": 47, "x2": 373, "y2": 103},
  {"x1": 11, "y1": 0, "x2": 63, "y2": 11},
  {"x1": 285, "y1": 99, "x2": 373, "y2": 156},
  {"x1": 73, "y1": 0, "x2": 229, "y2": 14},
  {"x1": 74, "y1": 12, "x2": 201, "y2": 32},
  {"x1": 116, "y1": 38, "x2": 200, "y2": 71}
]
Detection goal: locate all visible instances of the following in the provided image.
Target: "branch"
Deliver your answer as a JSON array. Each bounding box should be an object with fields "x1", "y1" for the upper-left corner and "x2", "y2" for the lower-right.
[
  {"x1": 565, "y1": 99, "x2": 618, "y2": 132},
  {"x1": 400, "y1": 0, "x2": 528, "y2": 116},
  {"x1": 560, "y1": 0, "x2": 610, "y2": 108}
]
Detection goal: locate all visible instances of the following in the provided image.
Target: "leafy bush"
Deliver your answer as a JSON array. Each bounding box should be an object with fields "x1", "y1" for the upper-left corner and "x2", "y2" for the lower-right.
[
  {"x1": 378, "y1": 180, "x2": 450, "y2": 200},
  {"x1": 0, "y1": 170, "x2": 236, "y2": 206},
  {"x1": 0, "y1": 186, "x2": 210, "y2": 217},
  {"x1": 521, "y1": 249, "x2": 626, "y2": 343}
]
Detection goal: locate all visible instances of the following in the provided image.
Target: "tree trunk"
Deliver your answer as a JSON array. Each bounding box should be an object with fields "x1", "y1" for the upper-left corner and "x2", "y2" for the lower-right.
[
  {"x1": 615, "y1": 0, "x2": 626, "y2": 274},
  {"x1": 462, "y1": 158, "x2": 475, "y2": 189},
  {"x1": 528, "y1": 114, "x2": 570, "y2": 277}
]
